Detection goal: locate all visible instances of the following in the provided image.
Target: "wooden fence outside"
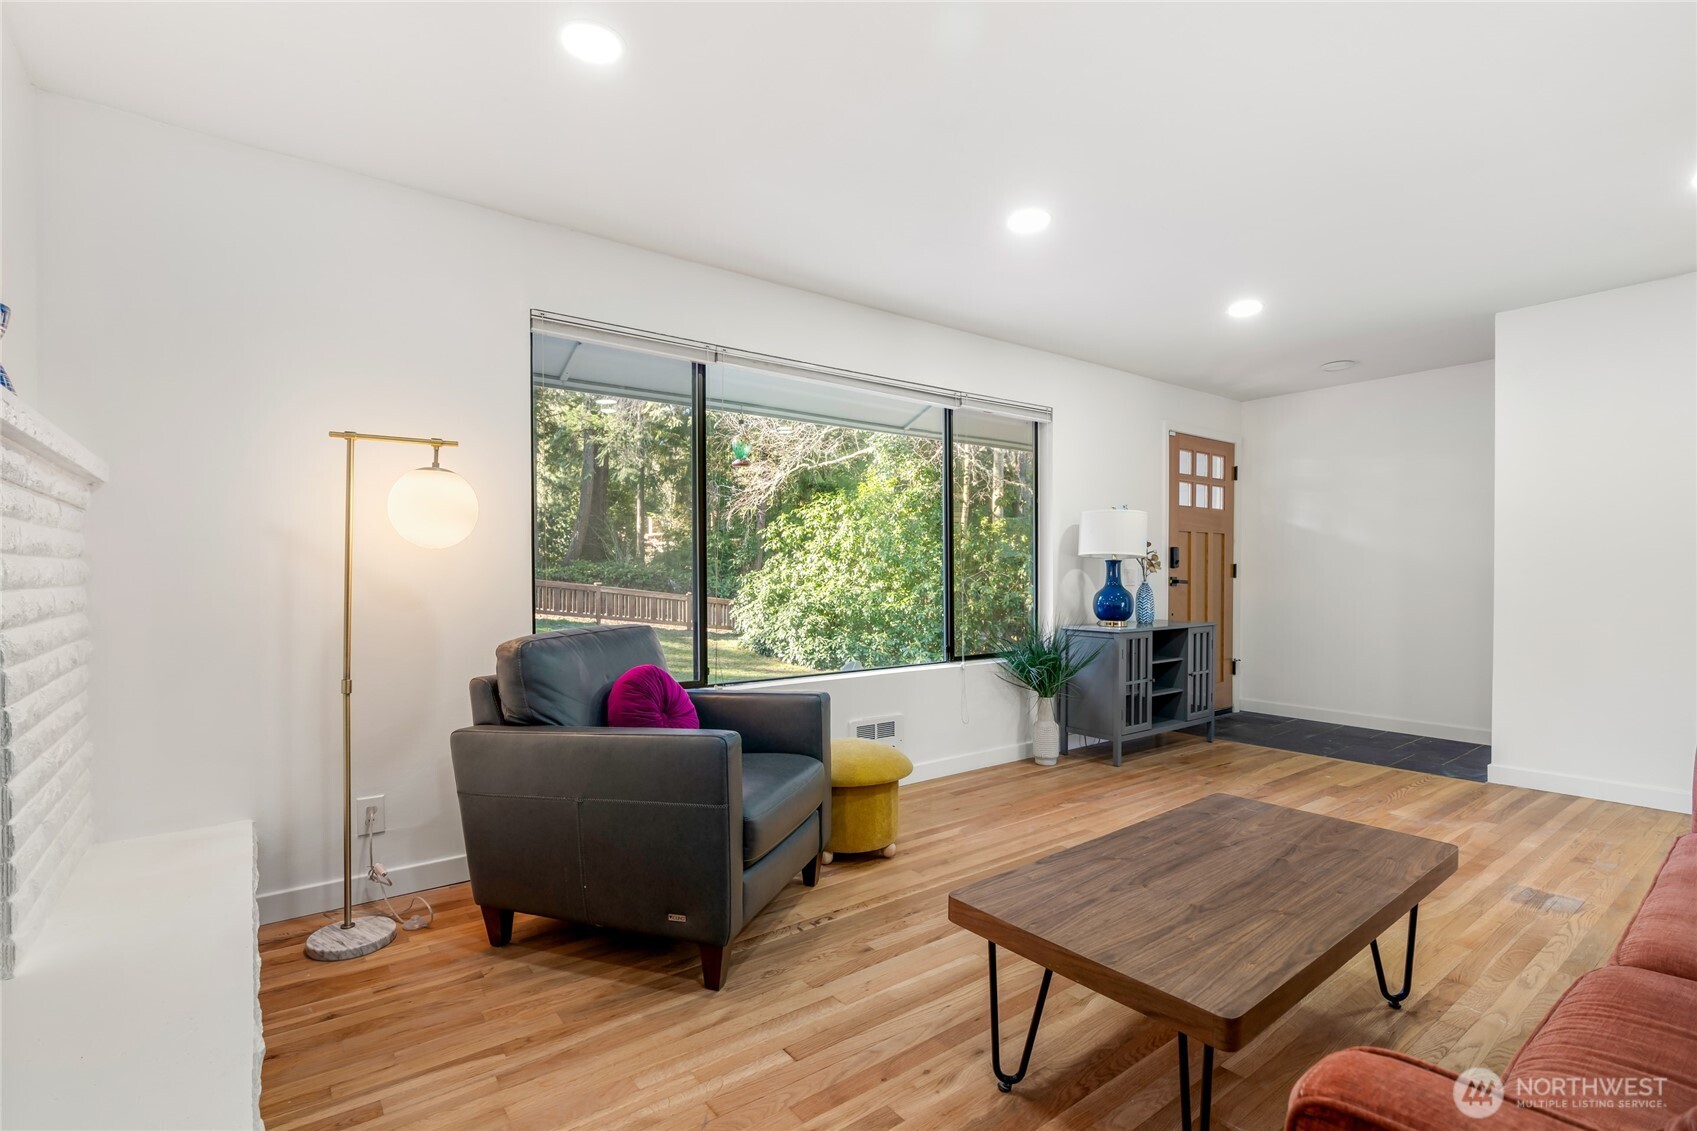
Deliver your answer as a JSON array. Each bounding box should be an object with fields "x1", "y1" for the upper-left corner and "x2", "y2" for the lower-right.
[{"x1": 534, "y1": 579, "x2": 737, "y2": 631}]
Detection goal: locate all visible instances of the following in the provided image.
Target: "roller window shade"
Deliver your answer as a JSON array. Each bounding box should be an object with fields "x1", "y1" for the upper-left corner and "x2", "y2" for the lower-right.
[
  {"x1": 532, "y1": 311, "x2": 1051, "y2": 427},
  {"x1": 706, "y1": 363, "x2": 945, "y2": 437}
]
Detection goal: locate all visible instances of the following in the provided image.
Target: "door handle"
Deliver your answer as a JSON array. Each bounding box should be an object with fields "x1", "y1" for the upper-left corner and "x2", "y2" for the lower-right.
[{"x1": 1169, "y1": 577, "x2": 1188, "y2": 587}]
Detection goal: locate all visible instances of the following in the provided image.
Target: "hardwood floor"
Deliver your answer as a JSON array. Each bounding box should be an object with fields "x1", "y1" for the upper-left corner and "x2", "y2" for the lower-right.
[{"x1": 259, "y1": 737, "x2": 1689, "y2": 1131}]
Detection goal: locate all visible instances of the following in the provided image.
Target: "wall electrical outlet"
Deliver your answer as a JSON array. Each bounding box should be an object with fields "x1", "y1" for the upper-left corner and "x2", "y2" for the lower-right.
[{"x1": 357, "y1": 795, "x2": 386, "y2": 836}]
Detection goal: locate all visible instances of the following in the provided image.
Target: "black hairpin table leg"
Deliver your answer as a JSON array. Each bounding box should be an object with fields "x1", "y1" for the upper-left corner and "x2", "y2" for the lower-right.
[
  {"x1": 1178, "y1": 1033, "x2": 1215, "y2": 1131},
  {"x1": 987, "y1": 942, "x2": 1054, "y2": 1092},
  {"x1": 1370, "y1": 904, "x2": 1419, "y2": 1009}
]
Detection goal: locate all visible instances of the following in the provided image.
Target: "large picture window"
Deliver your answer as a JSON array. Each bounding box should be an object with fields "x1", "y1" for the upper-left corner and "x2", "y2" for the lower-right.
[
  {"x1": 952, "y1": 410, "x2": 1038, "y2": 658},
  {"x1": 707, "y1": 364, "x2": 947, "y2": 679},
  {"x1": 532, "y1": 322, "x2": 1040, "y2": 685},
  {"x1": 531, "y1": 336, "x2": 701, "y2": 681}
]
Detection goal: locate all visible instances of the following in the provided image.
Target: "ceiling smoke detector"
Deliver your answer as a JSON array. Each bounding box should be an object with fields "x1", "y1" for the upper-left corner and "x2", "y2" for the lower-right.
[{"x1": 1320, "y1": 360, "x2": 1358, "y2": 372}]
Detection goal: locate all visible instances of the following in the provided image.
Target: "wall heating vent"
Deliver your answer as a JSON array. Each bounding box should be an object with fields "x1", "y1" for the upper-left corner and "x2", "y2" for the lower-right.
[{"x1": 850, "y1": 715, "x2": 903, "y2": 749}]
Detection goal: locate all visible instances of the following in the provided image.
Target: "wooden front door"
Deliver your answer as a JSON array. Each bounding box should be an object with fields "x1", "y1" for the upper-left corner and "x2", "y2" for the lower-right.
[{"x1": 1168, "y1": 432, "x2": 1234, "y2": 710}]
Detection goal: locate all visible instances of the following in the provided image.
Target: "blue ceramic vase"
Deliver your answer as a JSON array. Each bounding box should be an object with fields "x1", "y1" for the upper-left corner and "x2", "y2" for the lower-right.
[
  {"x1": 1135, "y1": 578, "x2": 1155, "y2": 625},
  {"x1": 1093, "y1": 559, "x2": 1133, "y2": 624}
]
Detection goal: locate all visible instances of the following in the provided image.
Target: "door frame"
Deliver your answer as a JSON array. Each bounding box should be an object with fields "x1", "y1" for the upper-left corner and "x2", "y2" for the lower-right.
[{"x1": 1158, "y1": 420, "x2": 1243, "y2": 710}]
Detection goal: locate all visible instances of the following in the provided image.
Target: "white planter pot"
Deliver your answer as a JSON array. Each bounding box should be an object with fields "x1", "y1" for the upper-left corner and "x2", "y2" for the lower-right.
[{"x1": 1032, "y1": 697, "x2": 1060, "y2": 766}]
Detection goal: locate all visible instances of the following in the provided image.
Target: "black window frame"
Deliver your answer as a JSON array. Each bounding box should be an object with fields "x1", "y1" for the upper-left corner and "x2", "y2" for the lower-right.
[{"x1": 531, "y1": 332, "x2": 1040, "y2": 686}]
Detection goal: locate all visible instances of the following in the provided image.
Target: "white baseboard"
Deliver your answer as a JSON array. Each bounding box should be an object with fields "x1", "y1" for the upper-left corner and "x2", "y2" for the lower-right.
[
  {"x1": 260, "y1": 742, "x2": 1031, "y2": 923},
  {"x1": 1235, "y1": 698, "x2": 1491, "y2": 747},
  {"x1": 1488, "y1": 763, "x2": 1693, "y2": 815},
  {"x1": 905, "y1": 740, "x2": 1031, "y2": 784},
  {"x1": 258, "y1": 851, "x2": 470, "y2": 925}
]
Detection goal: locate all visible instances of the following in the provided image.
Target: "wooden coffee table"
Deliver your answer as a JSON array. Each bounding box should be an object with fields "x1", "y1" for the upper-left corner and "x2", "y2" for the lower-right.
[{"x1": 947, "y1": 793, "x2": 1459, "y2": 1129}]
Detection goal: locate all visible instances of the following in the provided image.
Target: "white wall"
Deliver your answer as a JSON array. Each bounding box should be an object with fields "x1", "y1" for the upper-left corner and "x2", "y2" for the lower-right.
[
  {"x1": 1237, "y1": 362, "x2": 1494, "y2": 743},
  {"x1": 1493, "y1": 274, "x2": 1696, "y2": 813},
  {"x1": 1, "y1": 17, "x2": 41, "y2": 387},
  {"x1": 30, "y1": 95, "x2": 1239, "y2": 920}
]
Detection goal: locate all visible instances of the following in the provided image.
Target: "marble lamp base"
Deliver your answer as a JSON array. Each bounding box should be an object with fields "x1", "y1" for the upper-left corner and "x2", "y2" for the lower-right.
[{"x1": 305, "y1": 915, "x2": 397, "y2": 961}]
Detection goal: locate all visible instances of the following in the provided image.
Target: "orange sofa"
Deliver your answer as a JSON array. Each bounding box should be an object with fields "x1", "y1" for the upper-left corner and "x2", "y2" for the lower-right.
[{"x1": 1287, "y1": 771, "x2": 1697, "y2": 1131}]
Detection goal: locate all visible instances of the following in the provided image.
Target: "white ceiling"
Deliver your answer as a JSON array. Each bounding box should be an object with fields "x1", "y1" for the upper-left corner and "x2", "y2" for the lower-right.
[{"x1": 7, "y1": 2, "x2": 1695, "y2": 399}]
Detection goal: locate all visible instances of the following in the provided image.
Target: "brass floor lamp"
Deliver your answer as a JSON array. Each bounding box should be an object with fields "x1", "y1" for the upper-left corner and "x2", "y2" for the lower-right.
[{"x1": 305, "y1": 431, "x2": 478, "y2": 962}]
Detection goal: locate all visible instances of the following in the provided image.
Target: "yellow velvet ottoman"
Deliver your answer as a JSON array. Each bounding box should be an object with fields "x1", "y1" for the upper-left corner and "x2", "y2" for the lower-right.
[{"x1": 824, "y1": 739, "x2": 914, "y2": 861}]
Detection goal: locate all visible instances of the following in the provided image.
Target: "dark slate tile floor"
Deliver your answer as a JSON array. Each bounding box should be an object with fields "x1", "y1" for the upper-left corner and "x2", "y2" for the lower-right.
[{"x1": 1213, "y1": 711, "x2": 1491, "y2": 782}]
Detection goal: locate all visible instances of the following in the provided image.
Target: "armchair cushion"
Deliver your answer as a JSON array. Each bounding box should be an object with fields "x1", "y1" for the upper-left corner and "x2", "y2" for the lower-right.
[
  {"x1": 743, "y1": 753, "x2": 827, "y2": 865},
  {"x1": 495, "y1": 624, "x2": 665, "y2": 726},
  {"x1": 608, "y1": 664, "x2": 699, "y2": 730}
]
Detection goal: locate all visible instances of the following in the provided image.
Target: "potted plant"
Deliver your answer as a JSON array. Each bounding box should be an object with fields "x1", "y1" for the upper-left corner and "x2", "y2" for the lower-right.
[{"x1": 997, "y1": 630, "x2": 1103, "y2": 766}]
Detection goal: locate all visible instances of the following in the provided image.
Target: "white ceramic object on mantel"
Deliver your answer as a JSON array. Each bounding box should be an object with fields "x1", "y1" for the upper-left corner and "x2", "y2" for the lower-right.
[{"x1": 1032, "y1": 697, "x2": 1061, "y2": 766}]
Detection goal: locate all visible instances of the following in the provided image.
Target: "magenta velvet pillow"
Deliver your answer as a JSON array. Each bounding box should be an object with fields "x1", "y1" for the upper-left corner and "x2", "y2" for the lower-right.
[{"x1": 607, "y1": 664, "x2": 699, "y2": 729}]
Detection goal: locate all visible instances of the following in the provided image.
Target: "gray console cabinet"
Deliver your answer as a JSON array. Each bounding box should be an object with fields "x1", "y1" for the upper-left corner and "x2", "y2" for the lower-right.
[{"x1": 1060, "y1": 621, "x2": 1216, "y2": 766}]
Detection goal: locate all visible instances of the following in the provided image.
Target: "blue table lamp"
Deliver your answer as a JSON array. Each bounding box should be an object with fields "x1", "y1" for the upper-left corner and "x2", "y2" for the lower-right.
[{"x1": 1079, "y1": 507, "x2": 1148, "y2": 626}]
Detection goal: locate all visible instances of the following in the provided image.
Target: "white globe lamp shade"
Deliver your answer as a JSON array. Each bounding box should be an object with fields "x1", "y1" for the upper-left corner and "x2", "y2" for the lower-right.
[
  {"x1": 387, "y1": 466, "x2": 478, "y2": 549},
  {"x1": 1078, "y1": 508, "x2": 1148, "y2": 559}
]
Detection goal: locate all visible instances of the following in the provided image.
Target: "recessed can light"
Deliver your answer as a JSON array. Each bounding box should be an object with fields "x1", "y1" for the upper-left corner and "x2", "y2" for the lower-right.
[
  {"x1": 1226, "y1": 298, "x2": 1264, "y2": 318},
  {"x1": 560, "y1": 22, "x2": 623, "y2": 65},
  {"x1": 1320, "y1": 359, "x2": 1358, "y2": 372},
  {"x1": 1005, "y1": 207, "x2": 1051, "y2": 235}
]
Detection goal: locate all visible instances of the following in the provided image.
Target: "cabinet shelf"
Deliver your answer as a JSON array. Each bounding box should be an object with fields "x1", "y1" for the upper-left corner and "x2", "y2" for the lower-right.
[
  {"x1": 1152, "y1": 656, "x2": 1183, "y2": 666},
  {"x1": 1151, "y1": 687, "x2": 1183, "y2": 697}
]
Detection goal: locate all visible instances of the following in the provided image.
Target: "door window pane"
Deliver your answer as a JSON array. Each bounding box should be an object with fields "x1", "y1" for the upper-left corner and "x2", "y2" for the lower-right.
[
  {"x1": 1179, "y1": 449, "x2": 1192, "y2": 475},
  {"x1": 953, "y1": 410, "x2": 1037, "y2": 657},
  {"x1": 1212, "y1": 454, "x2": 1226, "y2": 479},
  {"x1": 531, "y1": 334, "x2": 698, "y2": 681},
  {"x1": 706, "y1": 364, "x2": 946, "y2": 682},
  {"x1": 1178, "y1": 481, "x2": 1191, "y2": 508},
  {"x1": 1212, "y1": 485, "x2": 1225, "y2": 509}
]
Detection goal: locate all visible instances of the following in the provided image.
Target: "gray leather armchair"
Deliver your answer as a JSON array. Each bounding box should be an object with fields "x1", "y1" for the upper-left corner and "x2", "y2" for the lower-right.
[{"x1": 450, "y1": 624, "x2": 830, "y2": 990}]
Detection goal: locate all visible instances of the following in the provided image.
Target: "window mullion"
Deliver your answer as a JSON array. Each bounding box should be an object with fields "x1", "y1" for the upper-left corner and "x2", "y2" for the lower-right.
[
  {"x1": 943, "y1": 409, "x2": 957, "y2": 662},
  {"x1": 692, "y1": 361, "x2": 709, "y2": 684},
  {"x1": 1031, "y1": 424, "x2": 1041, "y2": 640}
]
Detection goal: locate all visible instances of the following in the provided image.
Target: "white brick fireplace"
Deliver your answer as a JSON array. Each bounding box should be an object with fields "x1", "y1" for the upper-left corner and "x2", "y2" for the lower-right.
[
  {"x1": 0, "y1": 389, "x2": 264, "y2": 1127},
  {"x1": 1, "y1": 387, "x2": 106, "y2": 979}
]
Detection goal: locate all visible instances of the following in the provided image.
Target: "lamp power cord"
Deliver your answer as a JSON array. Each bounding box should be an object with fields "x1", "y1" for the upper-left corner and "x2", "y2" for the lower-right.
[
  {"x1": 320, "y1": 809, "x2": 435, "y2": 931},
  {"x1": 363, "y1": 806, "x2": 434, "y2": 931}
]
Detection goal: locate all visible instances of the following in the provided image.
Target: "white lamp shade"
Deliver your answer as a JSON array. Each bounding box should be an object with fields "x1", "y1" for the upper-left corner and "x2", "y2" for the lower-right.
[
  {"x1": 387, "y1": 466, "x2": 479, "y2": 549},
  {"x1": 1078, "y1": 508, "x2": 1148, "y2": 558}
]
